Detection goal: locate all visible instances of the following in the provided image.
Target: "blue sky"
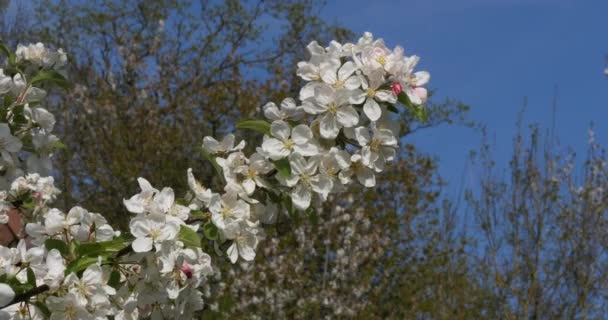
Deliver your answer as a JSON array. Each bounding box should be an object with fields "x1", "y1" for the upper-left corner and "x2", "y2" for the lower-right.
[{"x1": 322, "y1": 0, "x2": 608, "y2": 193}]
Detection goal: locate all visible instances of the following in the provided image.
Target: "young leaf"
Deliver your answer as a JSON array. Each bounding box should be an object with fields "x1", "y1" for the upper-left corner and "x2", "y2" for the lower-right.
[
  {"x1": 26, "y1": 267, "x2": 36, "y2": 287},
  {"x1": 236, "y1": 119, "x2": 271, "y2": 135},
  {"x1": 203, "y1": 222, "x2": 218, "y2": 241},
  {"x1": 30, "y1": 70, "x2": 71, "y2": 89},
  {"x1": 77, "y1": 237, "x2": 127, "y2": 257},
  {"x1": 44, "y1": 239, "x2": 69, "y2": 257},
  {"x1": 107, "y1": 270, "x2": 121, "y2": 290},
  {"x1": 273, "y1": 158, "x2": 291, "y2": 177},
  {"x1": 64, "y1": 256, "x2": 103, "y2": 276},
  {"x1": 387, "y1": 104, "x2": 399, "y2": 114},
  {"x1": 178, "y1": 225, "x2": 202, "y2": 248},
  {"x1": 201, "y1": 148, "x2": 225, "y2": 185}
]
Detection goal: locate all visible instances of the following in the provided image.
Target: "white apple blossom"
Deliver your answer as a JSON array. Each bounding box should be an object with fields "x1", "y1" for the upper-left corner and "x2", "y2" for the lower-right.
[
  {"x1": 339, "y1": 153, "x2": 376, "y2": 187},
  {"x1": 130, "y1": 215, "x2": 180, "y2": 252},
  {"x1": 0, "y1": 124, "x2": 22, "y2": 166},
  {"x1": 232, "y1": 153, "x2": 273, "y2": 195},
  {"x1": 262, "y1": 120, "x2": 318, "y2": 160},
  {"x1": 278, "y1": 153, "x2": 332, "y2": 210},
  {"x1": 355, "y1": 125, "x2": 398, "y2": 172},
  {"x1": 209, "y1": 192, "x2": 250, "y2": 230},
  {"x1": 202, "y1": 134, "x2": 245, "y2": 155},
  {"x1": 302, "y1": 84, "x2": 359, "y2": 139},
  {"x1": 223, "y1": 220, "x2": 259, "y2": 263},
  {"x1": 263, "y1": 98, "x2": 305, "y2": 121},
  {"x1": 350, "y1": 70, "x2": 396, "y2": 121}
]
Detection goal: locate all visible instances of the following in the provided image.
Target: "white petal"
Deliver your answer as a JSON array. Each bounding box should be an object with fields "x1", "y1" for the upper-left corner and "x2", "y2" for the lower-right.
[
  {"x1": 270, "y1": 121, "x2": 291, "y2": 141},
  {"x1": 313, "y1": 84, "x2": 336, "y2": 106},
  {"x1": 263, "y1": 102, "x2": 281, "y2": 120},
  {"x1": 319, "y1": 113, "x2": 339, "y2": 139},
  {"x1": 338, "y1": 61, "x2": 357, "y2": 81},
  {"x1": 129, "y1": 219, "x2": 151, "y2": 238},
  {"x1": 262, "y1": 138, "x2": 290, "y2": 160},
  {"x1": 414, "y1": 71, "x2": 430, "y2": 86},
  {"x1": 311, "y1": 174, "x2": 333, "y2": 196},
  {"x1": 291, "y1": 125, "x2": 313, "y2": 144},
  {"x1": 375, "y1": 90, "x2": 397, "y2": 103},
  {"x1": 293, "y1": 142, "x2": 319, "y2": 157},
  {"x1": 357, "y1": 167, "x2": 376, "y2": 187},
  {"x1": 363, "y1": 98, "x2": 382, "y2": 121},
  {"x1": 132, "y1": 237, "x2": 153, "y2": 253},
  {"x1": 202, "y1": 136, "x2": 220, "y2": 153},
  {"x1": 336, "y1": 105, "x2": 359, "y2": 128},
  {"x1": 354, "y1": 127, "x2": 371, "y2": 146},
  {"x1": 227, "y1": 243, "x2": 239, "y2": 263},
  {"x1": 155, "y1": 188, "x2": 175, "y2": 213},
  {"x1": 302, "y1": 101, "x2": 327, "y2": 115},
  {"x1": 0, "y1": 283, "x2": 14, "y2": 307},
  {"x1": 291, "y1": 185, "x2": 311, "y2": 210}
]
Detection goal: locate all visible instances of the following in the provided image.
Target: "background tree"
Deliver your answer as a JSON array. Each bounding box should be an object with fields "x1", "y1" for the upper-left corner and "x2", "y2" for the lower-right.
[
  {"x1": 2, "y1": 0, "x2": 350, "y2": 228},
  {"x1": 466, "y1": 118, "x2": 608, "y2": 319}
]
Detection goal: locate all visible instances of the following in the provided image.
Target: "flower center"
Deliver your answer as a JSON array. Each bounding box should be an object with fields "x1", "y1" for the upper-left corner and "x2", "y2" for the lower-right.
[
  {"x1": 221, "y1": 207, "x2": 233, "y2": 218},
  {"x1": 327, "y1": 103, "x2": 338, "y2": 114},
  {"x1": 366, "y1": 88, "x2": 376, "y2": 98},
  {"x1": 300, "y1": 173, "x2": 312, "y2": 187},
  {"x1": 370, "y1": 138, "x2": 382, "y2": 151},
  {"x1": 333, "y1": 80, "x2": 344, "y2": 89},
  {"x1": 284, "y1": 139, "x2": 295, "y2": 150},
  {"x1": 150, "y1": 228, "x2": 162, "y2": 240},
  {"x1": 376, "y1": 55, "x2": 386, "y2": 66},
  {"x1": 247, "y1": 168, "x2": 257, "y2": 179}
]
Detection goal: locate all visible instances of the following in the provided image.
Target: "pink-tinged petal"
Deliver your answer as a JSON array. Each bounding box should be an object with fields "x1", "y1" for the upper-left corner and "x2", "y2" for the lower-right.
[{"x1": 414, "y1": 87, "x2": 428, "y2": 104}]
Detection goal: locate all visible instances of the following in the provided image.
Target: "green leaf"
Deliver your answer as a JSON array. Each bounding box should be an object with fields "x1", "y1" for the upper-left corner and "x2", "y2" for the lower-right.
[
  {"x1": 65, "y1": 256, "x2": 102, "y2": 276},
  {"x1": 0, "y1": 42, "x2": 10, "y2": 58},
  {"x1": 44, "y1": 239, "x2": 69, "y2": 257},
  {"x1": 107, "y1": 270, "x2": 121, "y2": 290},
  {"x1": 33, "y1": 301, "x2": 51, "y2": 318},
  {"x1": 397, "y1": 92, "x2": 413, "y2": 108},
  {"x1": 30, "y1": 70, "x2": 71, "y2": 89},
  {"x1": 387, "y1": 104, "x2": 399, "y2": 114},
  {"x1": 77, "y1": 237, "x2": 128, "y2": 257},
  {"x1": 273, "y1": 158, "x2": 291, "y2": 177},
  {"x1": 0, "y1": 42, "x2": 16, "y2": 66},
  {"x1": 190, "y1": 209, "x2": 207, "y2": 220},
  {"x1": 51, "y1": 140, "x2": 67, "y2": 149},
  {"x1": 178, "y1": 225, "x2": 202, "y2": 248},
  {"x1": 201, "y1": 148, "x2": 225, "y2": 185},
  {"x1": 203, "y1": 222, "x2": 218, "y2": 241},
  {"x1": 26, "y1": 267, "x2": 36, "y2": 287},
  {"x1": 236, "y1": 119, "x2": 271, "y2": 135},
  {"x1": 283, "y1": 195, "x2": 296, "y2": 217}
]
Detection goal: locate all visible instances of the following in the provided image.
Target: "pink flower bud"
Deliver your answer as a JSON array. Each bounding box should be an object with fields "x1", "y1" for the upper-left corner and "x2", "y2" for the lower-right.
[
  {"x1": 391, "y1": 82, "x2": 402, "y2": 95},
  {"x1": 181, "y1": 263, "x2": 194, "y2": 279}
]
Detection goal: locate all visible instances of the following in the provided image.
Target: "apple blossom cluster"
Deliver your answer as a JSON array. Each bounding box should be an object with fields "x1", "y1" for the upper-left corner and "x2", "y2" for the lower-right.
[
  {"x1": 0, "y1": 43, "x2": 64, "y2": 194},
  {"x1": 0, "y1": 32, "x2": 429, "y2": 319},
  {"x1": 188, "y1": 32, "x2": 430, "y2": 265}
]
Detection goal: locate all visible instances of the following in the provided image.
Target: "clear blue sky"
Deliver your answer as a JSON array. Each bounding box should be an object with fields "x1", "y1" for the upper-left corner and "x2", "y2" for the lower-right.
[{"x1": 322, "y1": 0, "x2": 608, "y2": 193}]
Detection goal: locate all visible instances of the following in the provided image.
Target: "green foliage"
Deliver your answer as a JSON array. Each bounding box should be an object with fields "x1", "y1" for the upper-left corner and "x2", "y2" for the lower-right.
[
  {"x1": 178, "y1": 225, "x2": 202, "y2": 248},
  {"x1": 236, "y1": 119, "x2": 271, "y2": 136}
]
